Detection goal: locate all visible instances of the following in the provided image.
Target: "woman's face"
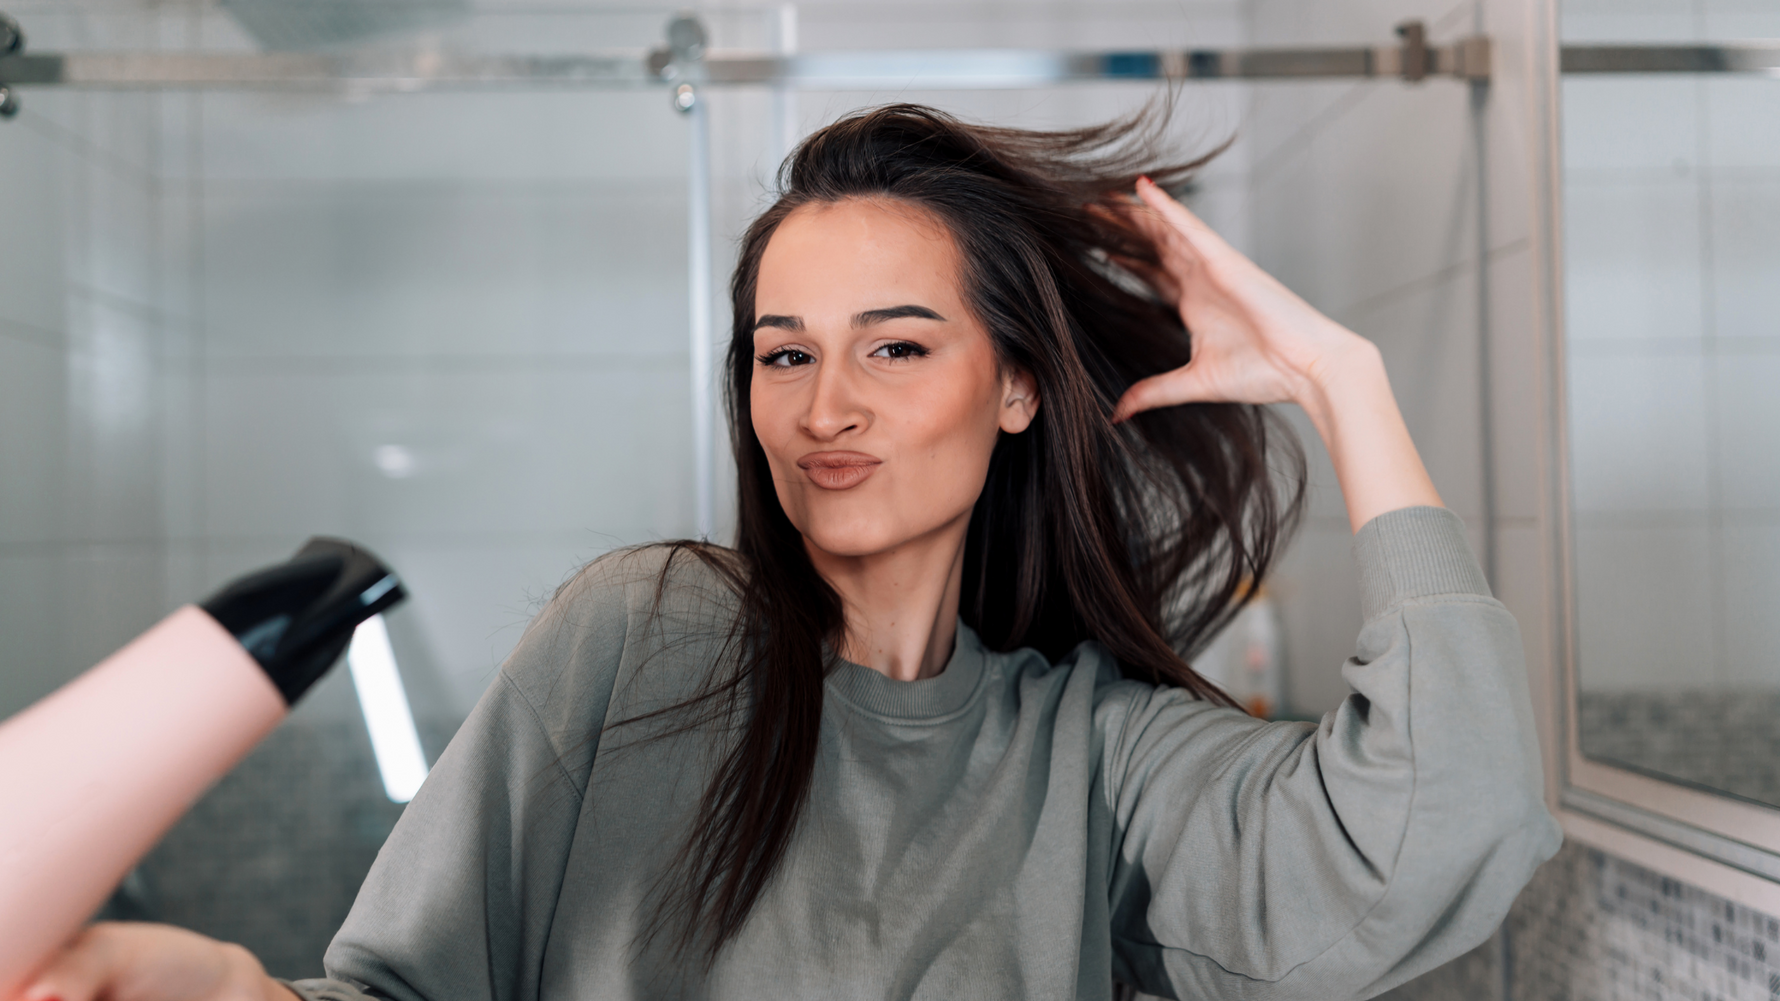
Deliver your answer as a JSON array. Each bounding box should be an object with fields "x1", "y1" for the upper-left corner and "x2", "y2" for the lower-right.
[{"x1": 751, "y1": 197, "x2": 1038, "y2": 560}]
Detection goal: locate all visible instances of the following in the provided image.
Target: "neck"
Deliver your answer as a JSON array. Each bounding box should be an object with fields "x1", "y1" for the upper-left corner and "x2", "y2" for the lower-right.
[{"x1": 806, "y1": 516, "x2": 968, "y2": 683}]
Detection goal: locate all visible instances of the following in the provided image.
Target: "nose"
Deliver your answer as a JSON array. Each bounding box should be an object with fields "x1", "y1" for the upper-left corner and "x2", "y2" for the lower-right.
[{"x1": 801, "y1": 356, "x2": 870, "y2": 441}]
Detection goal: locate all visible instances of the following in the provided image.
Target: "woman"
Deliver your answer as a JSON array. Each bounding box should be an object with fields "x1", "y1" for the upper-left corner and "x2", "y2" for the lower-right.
[{"x1": 25, "y1": 104, "x2": 1559, "y2": 1000}]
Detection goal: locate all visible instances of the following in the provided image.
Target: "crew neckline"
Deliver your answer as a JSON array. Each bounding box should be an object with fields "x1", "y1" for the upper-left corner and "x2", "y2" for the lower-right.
[{"x1": 824, "y1": 621, "x2": 988, "y2": 721}]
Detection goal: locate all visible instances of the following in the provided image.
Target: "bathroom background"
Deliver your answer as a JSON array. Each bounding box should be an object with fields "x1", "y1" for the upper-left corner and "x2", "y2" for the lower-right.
[{"x1": 0, "y1": 0, "x2": 1775, "y2": 996}]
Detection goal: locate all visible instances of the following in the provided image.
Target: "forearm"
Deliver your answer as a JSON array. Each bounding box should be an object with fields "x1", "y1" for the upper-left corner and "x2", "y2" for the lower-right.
[{"x1": 1296, "y1": 338, "x2": 1443, "y2": 533}]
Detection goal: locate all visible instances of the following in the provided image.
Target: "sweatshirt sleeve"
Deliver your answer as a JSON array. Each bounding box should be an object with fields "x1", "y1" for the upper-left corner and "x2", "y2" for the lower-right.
[
  {"x1": 1104, "y1": 506, "x2": 1562, "y2": 1000},
  {"x1": 281, "y1": 552, "x2": 647, "y2": 1001}
]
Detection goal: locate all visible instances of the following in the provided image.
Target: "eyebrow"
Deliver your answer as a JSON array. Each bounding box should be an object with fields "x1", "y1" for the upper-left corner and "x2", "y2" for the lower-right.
[
  {"x1": 752, "y1": 304, "x2": 946, "y2": 332},
  {"x1": 854, "y1": 304, "x2": 946, "y2": 326}
]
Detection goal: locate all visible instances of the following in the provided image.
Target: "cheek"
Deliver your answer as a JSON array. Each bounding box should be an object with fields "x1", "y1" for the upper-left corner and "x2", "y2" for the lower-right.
[
  {"x1": 891, "y1": 369, "x2": 1005, "y2": 500},
  {"x1": 749, "y1": 379, "x2": 791, "y2": 468},
  {"x1": 749, "y1": 377, "x2": 808, "y2": 510}
]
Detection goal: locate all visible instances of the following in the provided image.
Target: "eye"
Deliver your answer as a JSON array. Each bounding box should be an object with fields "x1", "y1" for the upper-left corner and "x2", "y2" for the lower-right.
[
  {"x1": 870, "y1": 341, "x2": 929, "y2": 361},
  {"x1": 758, "y1": 348, "x2": 815, "y2": 368}
]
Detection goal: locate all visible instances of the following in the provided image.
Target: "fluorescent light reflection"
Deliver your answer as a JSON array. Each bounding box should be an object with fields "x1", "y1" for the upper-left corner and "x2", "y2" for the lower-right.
[{"x1": 347, "y1": 614, "x2": 429, "y2": 803}]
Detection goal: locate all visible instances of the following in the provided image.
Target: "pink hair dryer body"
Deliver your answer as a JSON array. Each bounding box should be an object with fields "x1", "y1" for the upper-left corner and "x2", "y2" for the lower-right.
[{"x1": 0, "y1": 539, "x2": 405, "y2": 999}]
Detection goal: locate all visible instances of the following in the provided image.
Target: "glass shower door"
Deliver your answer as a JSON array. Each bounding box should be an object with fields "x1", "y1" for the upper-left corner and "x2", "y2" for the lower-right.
[{"x1": 0, "y1": 2, "x2": 719, "y2": 974}]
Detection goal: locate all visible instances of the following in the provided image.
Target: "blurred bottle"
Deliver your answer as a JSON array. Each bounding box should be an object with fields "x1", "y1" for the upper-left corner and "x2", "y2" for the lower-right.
[{"x1": 1182, "y1": 580, "x2": 1285, "y2": 720}]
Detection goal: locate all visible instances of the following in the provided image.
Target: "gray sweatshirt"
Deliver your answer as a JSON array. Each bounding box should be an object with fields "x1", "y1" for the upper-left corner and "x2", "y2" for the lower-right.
[{"x1": 287, "y1": 506, "x2": 1561, "y2": 1001}]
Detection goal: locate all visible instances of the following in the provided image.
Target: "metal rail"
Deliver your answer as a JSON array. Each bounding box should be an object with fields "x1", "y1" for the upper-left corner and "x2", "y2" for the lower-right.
[
  {"x1": 0, "y1": 42, "x2": 1492, "y2": 91},
  {"x1": 1560, "y1": 42, "x2": 1780, "y2": 75},
  {"x1": 0, "y1": 18, "x2": 1490, "y2": 103},
  {"x1": 0, "y1": 44, "x2": 1490, "y2": 91},
  {"x1": 7, "y1": 40, "x2": 1770, "y2": 93}
]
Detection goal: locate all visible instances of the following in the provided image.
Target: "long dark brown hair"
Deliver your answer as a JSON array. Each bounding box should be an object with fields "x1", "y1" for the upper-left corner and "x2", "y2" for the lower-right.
[{"x1": 628, "y1": 102, "x2": 1305, "y2": 961}]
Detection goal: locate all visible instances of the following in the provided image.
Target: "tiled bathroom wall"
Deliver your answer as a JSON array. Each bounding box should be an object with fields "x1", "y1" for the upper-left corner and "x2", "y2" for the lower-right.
[
  {"x1": 0, "y1": 1, "x2": 172, "y2": 720},
  {"x1": 1385, "y1": 840, "x2": 1780, "y2": 1001},
  {"x1": 1562, "y1": 0, "x2": 1780, "y2": 699},
  {"x1": 1560, "y1": 0, "x2": 1780, "y2": 801}
]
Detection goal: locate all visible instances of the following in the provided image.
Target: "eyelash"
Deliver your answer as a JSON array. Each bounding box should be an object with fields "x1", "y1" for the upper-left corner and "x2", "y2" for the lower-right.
[
  {"x1": 872, "y1": 341, "x2": 929, "y2": 361},
  {"x1": 758, "y1": 347, "x2": 814, "y2": 367},
  {"x1": 755, "y1": 341, "x2": 929, "y2": 367}
]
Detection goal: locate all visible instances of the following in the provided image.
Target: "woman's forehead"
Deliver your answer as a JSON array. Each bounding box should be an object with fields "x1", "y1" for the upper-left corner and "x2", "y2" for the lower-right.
[{"x1": 757, "y1": 198, "x2": 964, "y2": 314}]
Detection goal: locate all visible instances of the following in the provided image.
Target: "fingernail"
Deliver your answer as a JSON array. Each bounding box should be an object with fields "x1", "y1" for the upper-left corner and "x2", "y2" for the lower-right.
[{"x1": 1137, "y1": 174, "x2": 1152, "y2": 186}]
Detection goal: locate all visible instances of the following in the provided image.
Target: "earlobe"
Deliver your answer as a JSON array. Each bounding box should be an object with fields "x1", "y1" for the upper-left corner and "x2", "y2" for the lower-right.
[{"x1": 999, "y1": 370, "x2": 1040, "y2": 434}]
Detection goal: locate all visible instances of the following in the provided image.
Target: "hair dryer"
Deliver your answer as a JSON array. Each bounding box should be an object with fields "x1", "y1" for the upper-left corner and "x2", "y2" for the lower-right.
[{"x1": 0, "y1": 538, "x2": 406, "y2": 999}]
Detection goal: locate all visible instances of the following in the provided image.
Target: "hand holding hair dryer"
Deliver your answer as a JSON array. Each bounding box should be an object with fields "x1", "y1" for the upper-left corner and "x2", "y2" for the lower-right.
[{"x1": 0, "y1": 538, "x2": 406, "y2": 1000}]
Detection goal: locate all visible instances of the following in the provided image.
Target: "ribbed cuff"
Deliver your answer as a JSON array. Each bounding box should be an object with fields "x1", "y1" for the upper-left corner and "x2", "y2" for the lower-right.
[{"x1": 1353, "y1": 506, "x2": 1491, "y2": 622}]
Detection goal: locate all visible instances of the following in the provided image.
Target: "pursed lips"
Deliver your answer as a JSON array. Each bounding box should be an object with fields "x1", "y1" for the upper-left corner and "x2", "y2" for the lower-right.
[{"x1": 796, "y1": 450, "x2": 882, "y2": 490}]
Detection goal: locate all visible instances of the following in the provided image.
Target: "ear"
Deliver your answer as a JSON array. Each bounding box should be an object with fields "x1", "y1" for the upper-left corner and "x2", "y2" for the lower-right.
[{"x1": 998, "y1": 366, "x2": 1040, "y2": 434}]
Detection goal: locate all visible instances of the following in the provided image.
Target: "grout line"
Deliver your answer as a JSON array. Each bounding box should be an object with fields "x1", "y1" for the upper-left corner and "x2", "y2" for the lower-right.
[
  {"x1": 1567, "y1": 165, "x2": 1780, "y2": 184},
  {"x1": 0, "y1": 314, "x2": 66, "y2": 349},
  {"x1": 1334, "y1": 236, "x2": 1530, "y2": 326},
  {"x1": 1567, "y1": 335, "x2": 1780, "y2": 358},
  {"x1": 189, "y1": 176, "x2": 697, "y2": 194},
  {"x1": 144, "y1": 530, "x2": 672, "y2": 550},
  {"x1": 1571, "y1": 509, "x2": 1780, "y2": 529},
  {"x1": 0, "y1": 539, "x2": 175, "y2": 557},
  {"x1": 200, "y1": 351, "x2": 694, "y2": 375},
  {"x1": 189, "y1": 63, "x2": 209, "y2": 585},
  {"x1": 1246, "y1": 82, "x2": 1372, "y2": 188},
  {"x1": 12, "y1": 106, "x2": 159, "y2": 192},
  {"x1": 66, "y1": 280, "x2": 167, "y2": 324},
  {"x1": 1471, "y1": 64, "x2": 1498, "y2": 593},
  {"x1": 1695, "y1": 68, "x2": 1730, "y2": 692}
]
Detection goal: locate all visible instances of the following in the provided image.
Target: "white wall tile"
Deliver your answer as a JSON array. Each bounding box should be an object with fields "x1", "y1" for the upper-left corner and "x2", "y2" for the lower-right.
[
  {"x1": 193, "y1": 91, "x2": 687, "y2": 184},
  {"x1": 1351, "y1": 267, "x2": 1488, "y2": 525},
  {"x1": 1487, "y1": 247, "x2": 1545, "y2": 523},
  {"x1": 1559, "y1": 12, "x2": 1699, "y2": 42},
  {"x1": 796, "y1": 1, "x2": 1245, "y2": 50},
  {"x1": 0, "y1": 322, "x2": 70, "y2": 549},
  {"x1": 1704, "y1": 80, "x2": 1780, "y2": 169},
  {"x1": 65, "y1": 296, "x2": 164, "y2": 543},
  {"x1": 0, "y1": 117, "x2": 70, "y2": 336},
  {"x1": 0, "y1": 544, "x2": 170, "y2": 722},
  {"x1": 1562, "y1": 177, "x2": 1704, "y2": 343},
  {"x1": 1702, "y1": 2, "x2": 1780, "y2": 40},
  {"x1": 1254, "y1": 83, "x2": 1477, "y2": 314},
  {"x1": 201, "y1": 363, "x2": 694, "y2": 542},
  {"x1": 1713, "y1": 352, "x2": 1780, "y2": 512},
  {"x1": 59, "y1": 544, "x2": 170, "y2": 674},
  {"x1": 200, "y1": 185, "x2": 688, "y2": 361},
  {"x1": 1708, "y1": 177, "x2": 1780, "y2": 342},
  {"x1": 1560, "y1": 0, "x2": 1698, "y2": 43},
  {"x1": 0, "y1": 553, "x2": 68, "y2": 721},
  {"x1": 1560, "y1": 78, "x2": 1699, "y2": 174},
  {"x1": 1566, "y1": 351, "x2": 1710, "y2": 513},
  {"x1": 1719, "y1": 523, "x2": 1780, "y2": 688},
  {"x1": 1244, "y1": 0, "x2": 1458, "y2": 47},
  {"x1": 1574, "y1": 521, "x2": 1714, "y2": 692},
  {"x1": 63, "y1": 149, "x2": 160, "y2": 308}
]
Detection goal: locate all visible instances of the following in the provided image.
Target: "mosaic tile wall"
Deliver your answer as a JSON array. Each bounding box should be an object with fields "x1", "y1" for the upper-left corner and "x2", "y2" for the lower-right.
[
  {"x1": 1386, "y1": 839, "x2": 1780, "y2": 1001},
  {"x1": 1579, "y1": 690, "x2": 1780, "y2": 809}
]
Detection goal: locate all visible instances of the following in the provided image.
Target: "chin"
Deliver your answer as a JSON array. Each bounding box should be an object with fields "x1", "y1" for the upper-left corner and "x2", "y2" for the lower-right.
[{"x1": 799, "y1": 518, "x2": 911, "y2": 559}]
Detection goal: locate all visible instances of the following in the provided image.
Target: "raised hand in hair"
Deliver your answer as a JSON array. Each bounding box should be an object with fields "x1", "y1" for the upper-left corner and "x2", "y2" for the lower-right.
[{"x1": 1108, "y1": 177, "x2": 1442, "y2": 533}]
